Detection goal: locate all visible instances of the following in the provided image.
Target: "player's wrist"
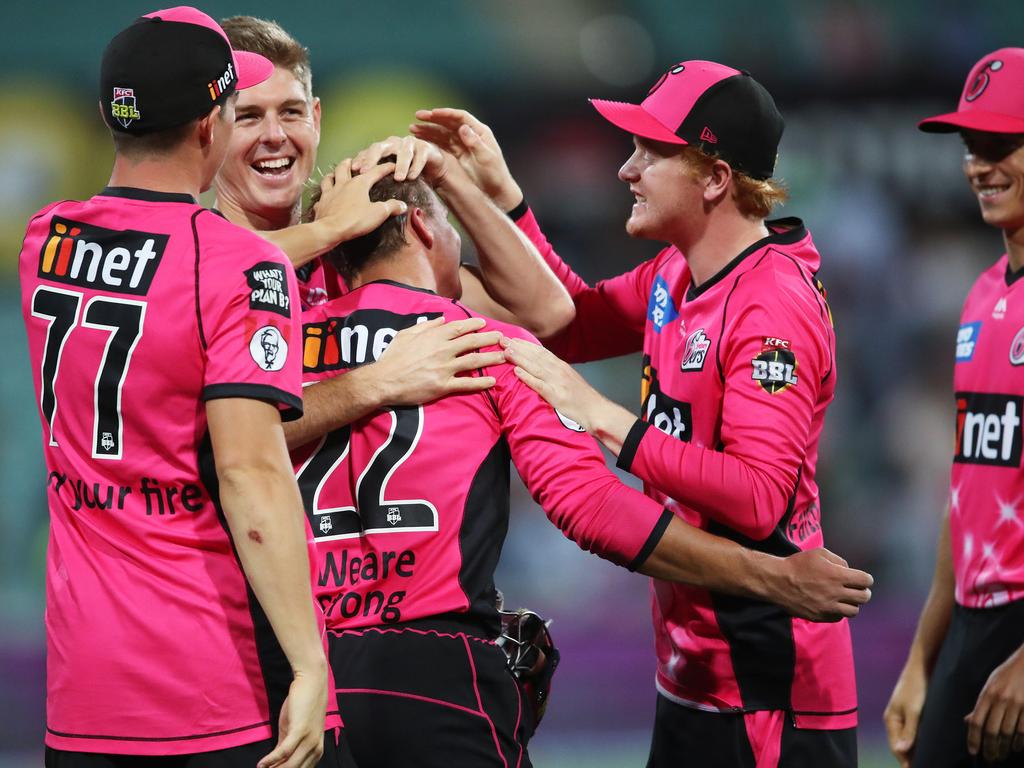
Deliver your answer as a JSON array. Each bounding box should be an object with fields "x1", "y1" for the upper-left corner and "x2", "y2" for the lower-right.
[{"x1": 492, "y1": 184, "x2": 524, "y2": 214}]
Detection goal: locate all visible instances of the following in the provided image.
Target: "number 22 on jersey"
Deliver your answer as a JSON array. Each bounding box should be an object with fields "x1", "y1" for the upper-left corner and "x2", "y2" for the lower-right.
[{"x1": 296, "y1": 405, "x2": 438, "y2": 540}]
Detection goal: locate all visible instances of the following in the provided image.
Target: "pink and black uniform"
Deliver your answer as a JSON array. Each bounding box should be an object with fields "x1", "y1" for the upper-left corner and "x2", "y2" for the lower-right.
[
  {"x1": 20, "y1": 187, "x2": 315, "y2": 755},
  {"x1": 905, "y1": 252, "x2": 1024, "y2": 768},
  {"x1": 291, "y1": 279, "x2": 672, "y2": 768},
  {"x1": 950, "y1": 258, "x2": 1024, "y2": 605},
  {"x1": 515, "y1": 205, "x2": 856, "y2": 763},
  {"x1": 295, "y1": 255, "x2": 347, "y2": 310},
  {"x1": 907, "y1": 49, "x2": 1024, "y2": 768}
]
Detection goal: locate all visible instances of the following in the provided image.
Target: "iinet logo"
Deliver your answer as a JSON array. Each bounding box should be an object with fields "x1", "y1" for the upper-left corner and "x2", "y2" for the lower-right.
[
  {"x1": 955, "y1": 392, "x2": 1023, "y2": 467},
  {"x1": 38, "y1": 217, "x2": 166, "y2": 295}
]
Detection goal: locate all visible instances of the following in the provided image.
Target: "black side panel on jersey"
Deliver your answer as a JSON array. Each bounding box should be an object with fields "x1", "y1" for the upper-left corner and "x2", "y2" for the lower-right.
[
  {"x1": 457, "y1": 437, "x2": 511, "y2": 637},
  {"x1": 197, "y1": 431, "x2": 290, "y2": 728},
  {"x1": 707, "y1": 515, "x2": 800, "y2": 711}
]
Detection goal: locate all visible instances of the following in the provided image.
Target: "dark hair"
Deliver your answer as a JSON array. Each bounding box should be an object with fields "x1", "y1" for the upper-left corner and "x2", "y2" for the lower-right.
[
  {"x1": 311, "y1": 157, "x2": 441, "y2": 284},
  {"x1": 109, "y1": 118, "x2": 199, "y2": 159},
  {"x1": 221, "y1": 16, "x2": 313, "y2": 99}
]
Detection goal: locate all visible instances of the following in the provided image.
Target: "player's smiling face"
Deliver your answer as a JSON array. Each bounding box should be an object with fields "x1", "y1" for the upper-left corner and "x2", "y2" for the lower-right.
[
  {"x1": 618, "y1": 136, "x2": 702, "y2": 244},
  {"x1": 215, "y1": 66, "x2": 321, "y2": 229},
  {"x1": 962, "y1": 130, "x2": 1024, "y2": 231}
]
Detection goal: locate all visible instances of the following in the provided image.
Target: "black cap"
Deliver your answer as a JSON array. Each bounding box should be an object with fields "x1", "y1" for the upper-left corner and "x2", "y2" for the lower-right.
[
  {"x1": 591, "y1": 60, "x2": 784, "y2": 180},
  {"x1": 99, "y1": 6, "x2": 273, "y2": 134}
]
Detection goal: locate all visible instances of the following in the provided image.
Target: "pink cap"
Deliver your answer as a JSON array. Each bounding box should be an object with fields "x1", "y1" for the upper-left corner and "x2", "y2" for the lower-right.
[
  {"x1": 920, "y1": 48, "x2": 1024, "y2": 134},
  {"x1": 143, "y1": 6, "x2": 272, "y2": 90},
  {"x1": 591, "y1": 61, "x2": 740, "y2": 144}
]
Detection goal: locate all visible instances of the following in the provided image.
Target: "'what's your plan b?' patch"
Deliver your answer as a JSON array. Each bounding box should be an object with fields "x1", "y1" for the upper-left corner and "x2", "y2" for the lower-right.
[{"x1": 245, "y1": 262, "x2": 291, "y2": 317}]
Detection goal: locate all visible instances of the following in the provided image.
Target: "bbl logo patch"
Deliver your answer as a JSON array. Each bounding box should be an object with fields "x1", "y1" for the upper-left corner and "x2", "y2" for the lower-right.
[
  {"x1": 956, "y1": 321, "x2": 982, "y2": 362},
  {"x1": 647, "y1": 275, "x2": 678, "y2": 333},
  {"x1": 250, "y1": 325, "x2": 287, "y2": 371},
  {"x1": 680, "y1": 328, "x2": 711, "y2": 371},
  {"x1": 111, "y1": 87, "x2": 141, "y2": 129},
  {"x1": 752, "y1": 338, "x2": 798, "y2": 393}
]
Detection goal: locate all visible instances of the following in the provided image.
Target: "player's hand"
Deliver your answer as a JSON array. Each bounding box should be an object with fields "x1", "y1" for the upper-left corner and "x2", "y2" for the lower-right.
[
  {"x1": 257, "y1": 664, "x2": 328, "y2": 768},
  {"x1": 769, "y1": 548, "x2": 873, "y2": 622},
  {"x1": 501, "y1": 336, "x2": 604, "y2": 429},
  {"x1": 884, "y1": 658, "x2": 928, "y2": 768},
  {"x1": 350, "y1": 134, "x2": 455, "y2": 187},
  {"x1": 374, "y1": 317, "x2": 506, "y2": 405},
  {"x1": 312, "y1": 159, "x2": 407, "y2": 241},
  {"x1": 411, "y1": 108, "x2": 524, "y2": 212},
  {"x1": 966, "y1": 644, "x2": 1024, "y2": 762}
]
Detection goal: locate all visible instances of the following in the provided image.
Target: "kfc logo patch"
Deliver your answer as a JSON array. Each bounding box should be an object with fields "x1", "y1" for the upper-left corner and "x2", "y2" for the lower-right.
[{"x1": 250, "y1": 325, "x2": 287, "y2": 371}]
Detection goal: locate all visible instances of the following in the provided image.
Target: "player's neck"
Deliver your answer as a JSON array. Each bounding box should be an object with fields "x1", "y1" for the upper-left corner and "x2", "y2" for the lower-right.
[
  {"x1": 350, "y1": 249, "x2": 441, "y2": 295},
  {"x1": 1004, "y1": 226, "x2": 1024, "y2": 273},
  {"x1": 678, "y1": 212, "x2": 770, "y2": 288},
  {"x1": 107, "y1": 154, "x2": 203, "y2": 200},
  {"x1": 214, "y1": 193, "x2": 297, "y2": 232}
]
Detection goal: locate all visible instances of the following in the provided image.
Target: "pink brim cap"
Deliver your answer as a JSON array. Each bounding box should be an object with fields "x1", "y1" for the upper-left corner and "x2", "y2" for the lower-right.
[
  {"x1": 589, "y1": 98, "x2": 686, "y2": 145},
  {"x1": 919, "y1": 110, "x2": 1024, "y2": 134},
  {"x1": 143, "y1": 6, "x2": 273, "y2": 90}
]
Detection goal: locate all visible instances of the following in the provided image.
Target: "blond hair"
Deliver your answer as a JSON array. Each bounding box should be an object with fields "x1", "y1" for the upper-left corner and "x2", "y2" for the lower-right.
[
  {"x1": 681, "y1": 146, "x2": 788, "y2": 220},
  {"x1": 221, "y1": 16, "x2": 313, "y2": 100}
]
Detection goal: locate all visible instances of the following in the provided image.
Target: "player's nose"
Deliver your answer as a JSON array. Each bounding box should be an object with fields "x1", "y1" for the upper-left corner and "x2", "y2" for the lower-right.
[{"x1": 260, "y1": 115, "x2": 288, "y2": 144}]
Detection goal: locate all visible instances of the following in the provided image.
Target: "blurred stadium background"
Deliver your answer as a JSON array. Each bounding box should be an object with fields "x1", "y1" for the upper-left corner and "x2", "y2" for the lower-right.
[{"x1": 4, "y1": 1, "x2": 1024, "y2": 765}]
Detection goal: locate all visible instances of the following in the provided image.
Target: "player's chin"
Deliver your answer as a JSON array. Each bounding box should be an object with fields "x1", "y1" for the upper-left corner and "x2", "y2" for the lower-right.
[{"x1": 624, "y1": 215, "x2": 659, "y2": 241}]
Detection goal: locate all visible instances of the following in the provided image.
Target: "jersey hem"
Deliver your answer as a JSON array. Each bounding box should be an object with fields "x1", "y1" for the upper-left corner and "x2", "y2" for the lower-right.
[
  {"x1": 44, "y1": 722, "x2": 273, "y2": 756},
  {"x1": 654, "y1": 679, "x2": 859, "y2": 730}
]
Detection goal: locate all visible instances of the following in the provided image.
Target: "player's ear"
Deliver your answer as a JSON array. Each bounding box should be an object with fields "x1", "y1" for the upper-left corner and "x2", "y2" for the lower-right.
[
  {"x1": 408, "y1": 206, "x2": 434, "y2": 249},
  {"x1": 704, "y1": 159, "x2": 732, "y2": 204},
  {"x1": 196, "y1": 105, "x2": 221, "y2": 149}
]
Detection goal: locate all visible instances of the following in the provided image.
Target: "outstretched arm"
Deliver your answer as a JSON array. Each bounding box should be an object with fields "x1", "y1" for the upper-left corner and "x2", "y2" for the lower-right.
[
  {"x1": 283, "y1": 317, "x2": 504, "y2": 449},
  {"x1": 412, "y1": 108, "x2": 652, "y2": 360},
  {"x1": 493, "y1": 331, "x2": 871, "y2": 622},
  {"x1": 349, "y1": 131, "x2": 574, "y2": 338}
]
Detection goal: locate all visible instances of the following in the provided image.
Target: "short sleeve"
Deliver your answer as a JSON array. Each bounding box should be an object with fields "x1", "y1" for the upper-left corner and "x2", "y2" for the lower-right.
[{"x1": 196, "y1": 214, "x2": 303, "y2": 420}]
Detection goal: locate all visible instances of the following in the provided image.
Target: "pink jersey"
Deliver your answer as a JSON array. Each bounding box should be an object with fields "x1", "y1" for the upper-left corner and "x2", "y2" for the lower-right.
[
  {"x1": 518, "y1": 208, "x2": 856, "y2": 728},
  {"x1": 292, "y1": 280, "x2": 671, "y2": 634},
  {"x1": 20, "y1": 187, "x2": 314, "y2": 754},
  {"x1": 295, "y1": 255, "x2": 346, "y2": 309},
  {"x1": 950, "y1": 254, "x2": 1024, "y2": 608}
]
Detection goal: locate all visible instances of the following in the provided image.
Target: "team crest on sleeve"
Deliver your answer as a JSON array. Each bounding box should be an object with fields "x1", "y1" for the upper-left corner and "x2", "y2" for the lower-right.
[
  {"x1": 751, "y1": 337, "x2": 798, "y2": 393},
  {"x1": 555, "y1": 409, "x2": 586, "y2": 432},
  {"x1": 250, "y1": 325, "x2": 288, "y2": 371},
  {"x1": 956, "y1": 321, "x2": 982, "y2": 362},
  {"x1": 647, "y1": 275, "x2": 678, "y2": 332},
  {"x1": 111, "y1": 87, "x2": 141, "y2": 129},
  {"x1": 245, "y1": 262, "x2": 291, "y2": 317},
  {"x1": 1011, "y1": 327, "x2": 1024, "y2": 366},
  {"x1": 680, "y1": 328, "x2": 711, "y2": 371}
]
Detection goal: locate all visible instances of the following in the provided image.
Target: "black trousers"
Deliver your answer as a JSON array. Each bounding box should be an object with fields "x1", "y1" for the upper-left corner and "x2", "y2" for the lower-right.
[
  {"x1": 913, "y1": 600, "x2": 1024, "y2": 768},
  {"x1": 646, "y1": 693, "x2": 856, "y2": 768},
  {"x1": 329, "y1": 624, "x2": 533, "y2": 768}
]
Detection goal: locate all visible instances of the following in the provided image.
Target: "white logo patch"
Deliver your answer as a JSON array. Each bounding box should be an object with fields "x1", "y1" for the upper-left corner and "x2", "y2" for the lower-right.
[
  {"x1": 250, "y1": 326, "x2": 287, "y2": 371},
  {"x1": 994, "y1": 297, "x2": 1008, "y2": 320},
  {"x1": 556, "y1": 410, "x2": 586, "y2": 432},
  {"x1": 680, "y1": 329, "x2": 711, "y2": 371}
]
